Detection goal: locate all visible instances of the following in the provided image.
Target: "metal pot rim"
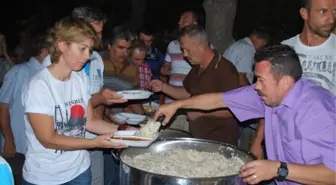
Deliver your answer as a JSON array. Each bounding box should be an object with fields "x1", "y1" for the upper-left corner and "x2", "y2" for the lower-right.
[
  {"x1": 158, "y1": 128, "x2": 194, "y2": 137},
  {"x1": 119, "y1": 137, "x2": 256, "y2": 180}
]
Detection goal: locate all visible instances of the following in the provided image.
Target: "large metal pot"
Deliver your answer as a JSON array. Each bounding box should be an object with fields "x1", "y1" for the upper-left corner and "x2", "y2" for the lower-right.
[
  {"x1": 119, "y1": 138, "x2": 256, "y2": 185},
  {"x1": 111, "y1": 129, "x2": 193, "y2": 164},
  {"x1": 158, "y1": 128, "x2": 193, "y2": 138}
]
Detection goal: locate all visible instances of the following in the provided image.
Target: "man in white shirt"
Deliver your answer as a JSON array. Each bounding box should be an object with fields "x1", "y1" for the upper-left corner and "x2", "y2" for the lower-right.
[
  {"x1": 0, "y1": 35, "x2": 48, "y2": 184},
  {"x1": 223, "y1": 28, "x2": 270, "y2": 151},
  {"x1": 223, "y1": 28, "x2": 270, "y2": 86},
  {"x1": 250, "y1": 0, "x2": 336, "y2": 161}
]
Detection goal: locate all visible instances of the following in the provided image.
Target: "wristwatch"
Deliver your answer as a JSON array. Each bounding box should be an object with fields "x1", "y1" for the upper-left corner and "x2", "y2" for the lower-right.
[{"x1": 277, "y1": 162, "x2": 288, "y2": 181}]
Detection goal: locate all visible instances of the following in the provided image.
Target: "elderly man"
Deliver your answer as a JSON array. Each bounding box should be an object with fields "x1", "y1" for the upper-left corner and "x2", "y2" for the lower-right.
[
  {"x1": 149, "y1": 25, "x2": 241, "y2": 145},
  {"x1": 154, "y1": 44, "x2": 336, "y2": 185}
]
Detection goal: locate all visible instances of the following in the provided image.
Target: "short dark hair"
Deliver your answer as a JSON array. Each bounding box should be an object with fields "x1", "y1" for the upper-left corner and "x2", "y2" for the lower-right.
[
  {"x1": 106, "y1": 25, "x2": 134, "y2": 46},
  {"x1": 251, "y1": 27, "x2": 271, "y2": 45},
  {"x1": 71, "y1": 7, "x2": 107, "y2": 23},
  {"x1": 138, "y1": 27, "x2": 154, "y2": 36},
  {"x1": 29, "y1": 34, "x2": 50, "y2": 57},
  {"x1": 301, "y1": 0, "x2": 312, "y2": 10},
  {"x1": 255, "y1": 44, "x2": 303, "y2": 82},
  {"x1": 183, "y1": 9, "x2": 199, "y2": 24},
  {"x1": 130, "y1": 39, "x2": 147, "y2": 55},
  {"x1": 179, "y1": 25, "x2": 208, "y2": 44}
]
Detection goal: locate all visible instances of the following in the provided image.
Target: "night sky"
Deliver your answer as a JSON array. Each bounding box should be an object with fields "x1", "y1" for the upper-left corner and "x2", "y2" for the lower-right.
[{"x1": 1, "y1": 0, "x2": 302, "y2": 50}]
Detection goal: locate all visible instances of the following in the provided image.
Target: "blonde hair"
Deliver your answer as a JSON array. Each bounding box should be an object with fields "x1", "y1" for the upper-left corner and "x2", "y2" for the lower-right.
[{"x1": 46, "y1": 16, "x2": 100, "y2": 63}]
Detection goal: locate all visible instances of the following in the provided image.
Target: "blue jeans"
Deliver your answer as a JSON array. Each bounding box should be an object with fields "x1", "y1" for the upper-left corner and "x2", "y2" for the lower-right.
[
  {"x1": 22, "y1": 168, "x2": 91, "y2": 185},
  {"x1": 103, "y1": 152, "x2": 120, "y2": 185}
]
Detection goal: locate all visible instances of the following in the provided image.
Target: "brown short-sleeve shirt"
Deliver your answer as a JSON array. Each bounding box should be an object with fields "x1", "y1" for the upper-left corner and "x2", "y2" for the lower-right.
[
  {"x1": 183, "y1": 53, "x2": 241, "y2": 145},
  {"x1": 104, "y1": 60, "x2": 140, "y2": 88}
]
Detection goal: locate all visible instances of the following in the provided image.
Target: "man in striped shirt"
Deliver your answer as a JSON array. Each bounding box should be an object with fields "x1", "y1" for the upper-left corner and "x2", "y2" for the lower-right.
[
  {"x1": 161, "y1": 10, "x2": 199, "y2": 102},
  {"x1": 159, "y1": 10, "x2": 199, "y2": 131}
]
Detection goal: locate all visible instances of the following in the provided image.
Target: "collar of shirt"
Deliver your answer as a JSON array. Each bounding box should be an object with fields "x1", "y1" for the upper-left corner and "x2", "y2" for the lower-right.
[
  {"x1": 279, "y1": 79, "x2": 305, "y2": 109},
  {"x1": 27, "y1": 57, "x2": 43, "y2": 70},
  {"x1": 244, "y1": 37, "x2": 256, "y2": 53}
]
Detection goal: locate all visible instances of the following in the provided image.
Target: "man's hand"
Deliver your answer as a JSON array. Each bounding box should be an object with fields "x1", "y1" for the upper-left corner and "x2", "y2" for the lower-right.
[
  {"x1": 148, "y1": 80, "x2": 164, "y2": 93},
  {"x1": 187, "y1": 112, "x2": 205, "y2": 121},
  {"x1": 153, "y1": 102, "x2": 181, "y2": 125},
  {"x1": 3, "y1": 139, "x2": 16, "y2": 157},
  {"x1": 100, "y1": 88, "x2": 127, "y2": 105},
  {"x1": 240, "y1": 160, "x2": 280, "y2": 185},
  {"x1": 160, "y1": 63, "x2": 171, "y2": 76}
]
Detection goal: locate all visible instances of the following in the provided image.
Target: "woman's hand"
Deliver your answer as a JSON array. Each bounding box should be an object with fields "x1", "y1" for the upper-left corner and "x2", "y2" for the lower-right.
[{"x1": 93, "y1": 134, "x2": 127, "y2": 149}]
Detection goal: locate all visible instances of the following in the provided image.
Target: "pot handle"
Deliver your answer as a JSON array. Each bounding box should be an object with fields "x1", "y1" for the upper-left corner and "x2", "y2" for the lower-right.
[{"x1": 111, "y1": 149, "x2": 121, "y2": 164}]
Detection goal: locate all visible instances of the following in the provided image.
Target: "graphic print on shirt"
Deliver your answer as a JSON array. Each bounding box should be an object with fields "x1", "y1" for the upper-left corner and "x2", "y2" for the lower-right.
[
  {"x1": 297, "y1": 53, "x2": 335, "y2": 92},
  {"x1": 54, "y1": 98, "x2": 86, "y2": 154}
]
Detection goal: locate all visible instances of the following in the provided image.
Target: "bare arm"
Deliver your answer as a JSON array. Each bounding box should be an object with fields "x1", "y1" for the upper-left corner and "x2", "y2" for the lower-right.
[
  {"x1": 27, "y1": 113, "x2": 97, "y2": 150},
  {"x1": 162, "y1": 83, "x2": 190, "y2": 100},
  {"x1": 0, "y1": 103, "x2": 16, "y2": 156},
  {"x1": 241, "y1": 161, "x2": 336, "y2": 185},
  {"x1": 0, "y1": 103, "x2": 14, "y2": 142},
  {"x1": 159, "y1": 74, "x2": 169, "y2": 105},
  {"x1": 287, "y1": 164, "x2": 335, "y2": 185},
  {"x1": 155, "y1": 93, "x2": 227, "y2": 124},
  {"x1": 90, "y1": 88, "x2": 127, "y2": 108},
  {"x1": 178, "y1": 93, "x2": 226, "y2": 110},
  {"x1": 129, "y1": 104, "x2": 145, "y2": 115},
  {"x1": 251, "y1": 119, "x2": 264, "y2": 146},
  {"x1": 90, "y1": 92, "x2": 103, "y2": 108},
  {"x1": 250, "y1": 119, "x2": 265, "y2": 159},
  {"x1": 86, "y1": 102, "x2": 118, "y2": 135}
]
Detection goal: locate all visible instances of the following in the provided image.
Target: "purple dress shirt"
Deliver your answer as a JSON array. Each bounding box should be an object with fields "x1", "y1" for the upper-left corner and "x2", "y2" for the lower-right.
[{"x1": 223, "y1": 79, "x2": 336, "y2": 185}]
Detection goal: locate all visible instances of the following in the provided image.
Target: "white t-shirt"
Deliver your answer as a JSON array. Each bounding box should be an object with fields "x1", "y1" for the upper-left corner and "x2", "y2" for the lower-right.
[
  {"x1": 42, "y1": 51, "x2": 104, "y2": 139},
  {"x1": 165, "y1": 40, "x2": 192, "y2": 103},
  {"x1": 22, "y1": 68, "x2": 91, "y2": 185},
  {"x1": 282, "y1": 34, "x2": 336, "y2": 95}
]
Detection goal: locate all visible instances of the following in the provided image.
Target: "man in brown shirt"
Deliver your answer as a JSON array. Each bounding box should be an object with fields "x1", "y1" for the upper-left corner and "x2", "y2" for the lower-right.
[
  {"x1": 148, "y1": 25, "x2": 241, "y2": 145},
  {"x1": 103, "y1": 26, "x2": 143, "y2": 115}
]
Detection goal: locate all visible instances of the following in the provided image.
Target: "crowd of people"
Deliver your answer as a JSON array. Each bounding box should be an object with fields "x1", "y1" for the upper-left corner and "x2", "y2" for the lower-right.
[{"x1": 0, "y1": 0, "x2": 335, "y2": 185}]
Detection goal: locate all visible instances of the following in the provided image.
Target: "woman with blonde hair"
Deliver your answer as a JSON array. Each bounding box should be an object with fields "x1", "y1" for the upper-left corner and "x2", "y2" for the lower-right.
[{"x1": 22, "y1": 17, "x2": 128, "y2": 185}]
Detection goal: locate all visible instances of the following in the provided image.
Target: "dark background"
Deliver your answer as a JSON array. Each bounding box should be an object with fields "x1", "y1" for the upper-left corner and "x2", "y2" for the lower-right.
[{"x1": 1, "y1": 0, "x2": 303, "y2": 50}]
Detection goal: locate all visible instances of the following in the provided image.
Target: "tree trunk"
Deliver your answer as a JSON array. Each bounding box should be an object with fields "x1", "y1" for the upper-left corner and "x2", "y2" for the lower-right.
[{"x1": 203, "y1": 0, "x2": 237, "y2": 54}]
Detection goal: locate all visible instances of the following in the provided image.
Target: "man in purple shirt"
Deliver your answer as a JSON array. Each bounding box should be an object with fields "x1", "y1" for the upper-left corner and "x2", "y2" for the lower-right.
[{"x1": 154, "y1": 44, "x2": 336, "y2": 185}]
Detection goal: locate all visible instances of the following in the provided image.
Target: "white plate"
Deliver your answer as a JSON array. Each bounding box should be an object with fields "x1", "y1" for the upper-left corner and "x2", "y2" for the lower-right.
[
  {"x1": 115, "y1": 113, "x2": 146, "y2": 125},
  {"x1": 108, "y1": 131, "x2": 158, "y2": 147},
  {"x1": 117, "y1": 90, "x2": 153, "y2": 100},
  {"x1": 113, "y1": 114, "x2": 128, "y2": 123}
]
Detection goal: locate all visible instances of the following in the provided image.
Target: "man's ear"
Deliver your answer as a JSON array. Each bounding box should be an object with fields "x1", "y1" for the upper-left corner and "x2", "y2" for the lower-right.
[{"x1": 300, "y1": 7, "x2": 308, "y2": 21}]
